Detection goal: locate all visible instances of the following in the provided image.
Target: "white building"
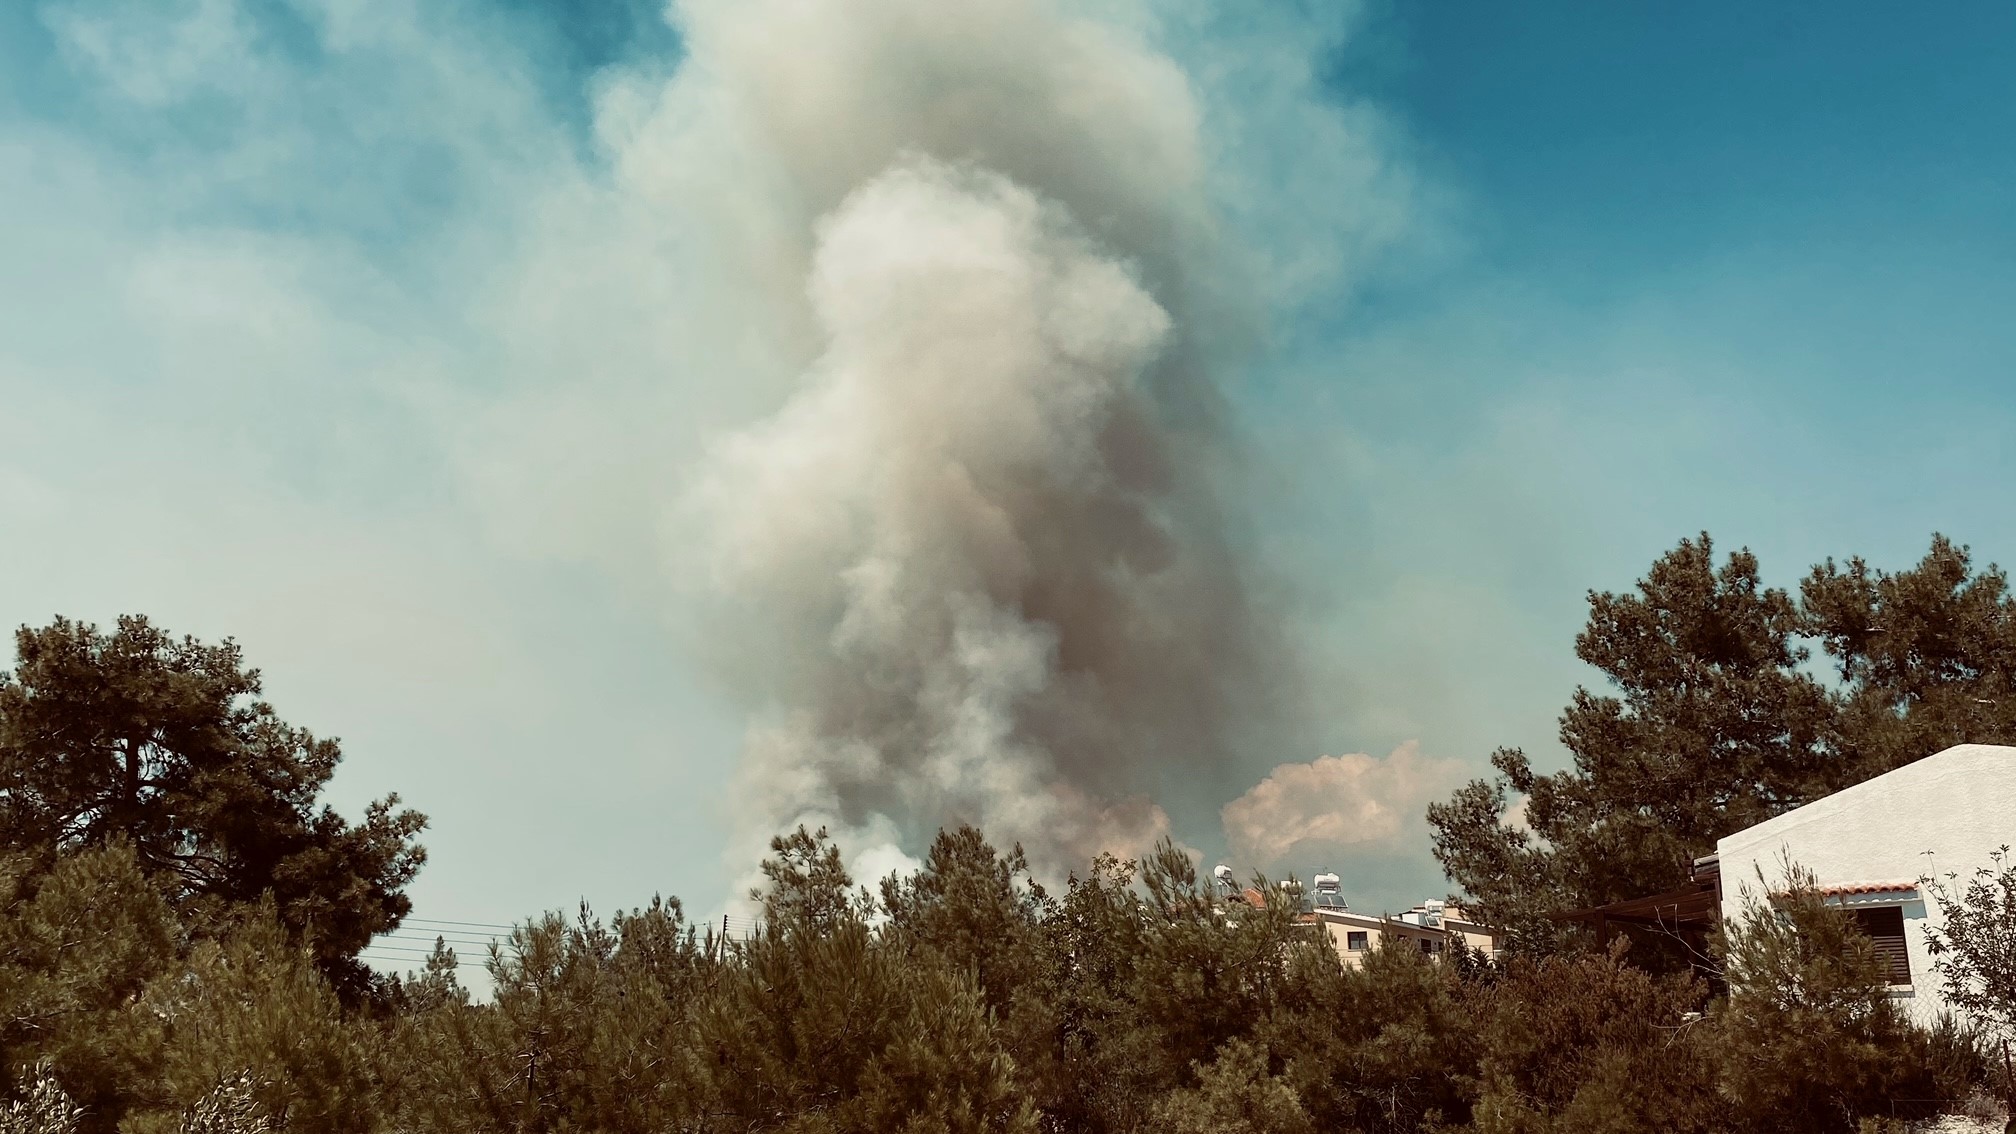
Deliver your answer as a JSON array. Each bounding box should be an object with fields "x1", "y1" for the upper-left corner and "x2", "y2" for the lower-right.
[
  {"x1": 1218, "y1": 870, "x2": 1502, "y2": 968},
  {"x1": 1310, "y1": 900, "x2": 1502, "y2": 969},
  {"x1": 1304, "y1": 874, "x2": 1501, "y2": 968},
  {"x1": 1713, "y1": 742, "x2": 2016, "y2": 1023}
]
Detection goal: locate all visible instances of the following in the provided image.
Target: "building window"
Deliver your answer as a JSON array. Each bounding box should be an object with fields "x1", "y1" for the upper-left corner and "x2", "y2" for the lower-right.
[
  {"x1": 1347, "y1": 931, "x2": 1368, "y2": 951},
  {"x1": 1851, "y1": 905, "x2": 1911, "y2": 985}
]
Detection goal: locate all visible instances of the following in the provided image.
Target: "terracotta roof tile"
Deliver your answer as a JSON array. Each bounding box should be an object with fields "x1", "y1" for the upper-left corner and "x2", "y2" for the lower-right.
[{"x1": 1814, "y1": 881, "x2": 1919, "y2": 896}]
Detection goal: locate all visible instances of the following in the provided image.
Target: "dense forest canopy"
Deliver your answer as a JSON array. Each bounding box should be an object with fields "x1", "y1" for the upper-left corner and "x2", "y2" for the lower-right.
[{"x1": 2, "y1": 533, "x2": 2014, "y2": 1133}]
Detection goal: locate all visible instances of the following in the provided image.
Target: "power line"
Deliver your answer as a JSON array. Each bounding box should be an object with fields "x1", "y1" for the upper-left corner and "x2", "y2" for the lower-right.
[
  {"x1": 367, "y1": 912, "x2": 765, "y2": 963},
  {"x1": 397, "y1": 914, "x2": 756, "y2": 935},
  {"x1": 402, "y1": 917, "x2": 519, "y2": 931}
]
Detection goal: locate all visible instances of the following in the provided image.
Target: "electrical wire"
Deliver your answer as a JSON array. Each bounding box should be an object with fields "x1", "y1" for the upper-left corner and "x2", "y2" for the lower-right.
[{"x1": 401, "y1": 917, "x2": 518, "y2": 931}]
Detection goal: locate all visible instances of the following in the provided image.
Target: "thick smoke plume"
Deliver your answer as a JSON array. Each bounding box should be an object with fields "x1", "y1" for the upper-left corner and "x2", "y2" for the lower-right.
[
  {"x1": 6, "y1": 0, "x2": 1429, "y2": 917},
  {"x1": 658, "y1": 0, "x2": 1390, "y2": 885},
  {"x1": 696, "y1": 156, "x2": 1234, "y2": 878}
]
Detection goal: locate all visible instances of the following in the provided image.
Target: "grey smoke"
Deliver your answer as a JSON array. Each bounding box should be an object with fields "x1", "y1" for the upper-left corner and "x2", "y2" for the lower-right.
[
  {"x1": 694, "y1": 156, "x2": 1255, "y2": 878},
  {"x1": 1, "y1": 0, "x2": 1438, "y2": 926},
  {"x1": 645, "y1": 0, "x2": 1409, "y2": 885}
]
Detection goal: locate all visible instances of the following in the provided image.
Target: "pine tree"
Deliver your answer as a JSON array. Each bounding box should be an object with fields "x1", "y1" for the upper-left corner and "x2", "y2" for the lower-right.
[
  {"x1": 1803, "y1": 536, "x2": 2016, "y2": 781},
  {"x1": 696, "y1": 827, "x2": 1035, "y2": 1133},
  {"x1": 125, "y1": 907, "x2": 382, "y2": 1134},
  {"x1": 1152, "y1": 1040, "x2": 1313, "y2": 1134},
  {"x1": 0, "y1": 617, "x2": 426, "y2": 1001},
  {"x1": 1464, "y1": 942, "x2": 1721, "y2": 1134},
  {"x1": 0, "y1": 842, "x2": 177, "y2": 1131}
]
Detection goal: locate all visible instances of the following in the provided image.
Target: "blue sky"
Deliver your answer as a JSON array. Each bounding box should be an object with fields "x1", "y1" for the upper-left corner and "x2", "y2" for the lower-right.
[
  {"x1": 4, "y1": 1, "x2": 2014, "y2": 950},
  {"x1": 1271, "y1": 0, "x2": 2016, "y2": 785}
]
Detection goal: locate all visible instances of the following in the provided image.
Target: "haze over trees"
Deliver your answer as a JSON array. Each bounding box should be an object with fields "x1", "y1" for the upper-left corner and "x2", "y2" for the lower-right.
[{"x1": 1, "y1": 535, "x2": 2013, "y2": 1132}]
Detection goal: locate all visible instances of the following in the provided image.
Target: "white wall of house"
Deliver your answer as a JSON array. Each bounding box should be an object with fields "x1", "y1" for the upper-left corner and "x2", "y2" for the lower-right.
[{"x1": 1715, "y1": 743, "x2": 2016, "y2": 1025}]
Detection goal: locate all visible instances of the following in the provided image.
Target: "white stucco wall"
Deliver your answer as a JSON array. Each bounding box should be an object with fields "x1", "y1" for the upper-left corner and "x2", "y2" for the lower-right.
[{"x1": 1715, "y1": 743, "x2": 2016, "y2": 1025}]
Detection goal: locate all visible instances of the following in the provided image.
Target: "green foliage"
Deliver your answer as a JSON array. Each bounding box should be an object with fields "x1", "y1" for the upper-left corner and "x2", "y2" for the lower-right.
[
  {"x1": 1130, "y1": 844, "x2": 1308, "y2": 1087},
  {"x1": 1803, "y1": 537, "x2": 2016, "y2": 781},
  {"x1": 1431, "y1": 533, "x2": 2016, "y2": 957},
  {"x1": 1423, "y1": 771, "x2": 1561, "y2": 955},
  {"x1": 0, "y1": 842, "x2": 177, "y2": 1129},
  {"x1": 1, "y1": 859, "x2": 376, "y2": 1134},
  {"x1": 4, "y1": 601, "x2": 2006, "y2": 1132},
  {"x1": 2, "y1": 1062, "x2": 83, "y2": 1134},
  {"x1": 177, "y1": 1074, "x2": 274, "y2": 1134},
  {"x1": 701, "y1": 828, "x2": 1035, "y2": 1134},
  {"x1": 1000, "y1": 842, "x2": 1341, "y2": 1134},
  {"x1": 124, "y1": 908, "x2": 382, "y2": 1134},
  {"x1": 1714, "y1": 862, "x2": 1939, "y2": 1132},
  {"x1": 1924, "y1": 847, "x2": 2016, "y2": 1048},
  {"x1": 0, "y1": 617, "x2": 426, "y2": 1001},
  {"x1": 1152, "y1": 1040, "x2": 1313, "y2": 1134},
  {"x1": 1262, "y1": 936, "x2": 1475, "y2": 1133},
  {"x1": 1923, "y1": 846, "x2": 2016, "y2": 1121},
  {"x1": 1916, "y1": 1013, "x2": 1994, "y2": 1114},
  {"x1": 390, "y1": 899, "x2": 709, "y2": 1134},
  {"x1": 1431, "y1": 535, "x2": 1836, "y2": 950},
  {"x1": 0, "y1": 816, "x2": 1988, "y2": 1133},
  {"x1": 386, "y1": 829, "x2": 1038, "y2": 1134},
  {"x1": 759, "y1": 825, "x2": 870, "y2": 931},
  {"x1": 1014, "y1": 852, "x2": 1152, "y2": 1133},
  {"x1": 880, "y1": 826, "x2": 1046, "y2": 1022},
  {"x1": 698, "y1": 922, "x2": 1034, "y2": 1133},
  {"x1": 1464, "y1": 942, "x2": 1721, "y2": 1134}
]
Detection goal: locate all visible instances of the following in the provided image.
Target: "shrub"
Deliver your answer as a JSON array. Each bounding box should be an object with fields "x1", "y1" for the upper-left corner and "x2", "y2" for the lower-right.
[
  {"x1": 1464, "y1": 941, "x2": 1723, "y2": 1134},
  {"x1": 1715, "y1": 862, "x2": 1939, "y2": 1133}
]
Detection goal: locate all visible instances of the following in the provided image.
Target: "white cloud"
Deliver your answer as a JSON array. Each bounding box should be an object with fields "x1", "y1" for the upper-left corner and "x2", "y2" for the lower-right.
[{"x1": 1222, "y1": 742, "x2": 1466, "y2": 869}]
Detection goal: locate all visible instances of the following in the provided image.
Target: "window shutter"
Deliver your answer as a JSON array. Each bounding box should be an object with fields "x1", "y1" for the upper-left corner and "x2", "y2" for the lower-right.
[{"x1": 1851, "y1": 906, "x2": 1911, "y2": 985}]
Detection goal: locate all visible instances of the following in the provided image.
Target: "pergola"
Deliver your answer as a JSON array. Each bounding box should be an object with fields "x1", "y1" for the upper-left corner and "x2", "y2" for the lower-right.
[{"x1": 1553, "y1": 880, "x2": 1720, "y2": 943}]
